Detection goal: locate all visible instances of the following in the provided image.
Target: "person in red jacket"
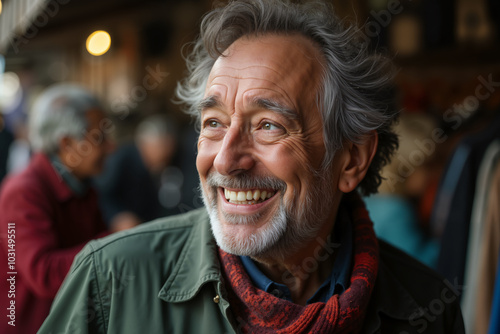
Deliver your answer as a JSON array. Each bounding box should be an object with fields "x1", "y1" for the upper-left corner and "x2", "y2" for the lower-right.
[{"x1": 0, "y1": 84, "x2": 112, "y2": 334}]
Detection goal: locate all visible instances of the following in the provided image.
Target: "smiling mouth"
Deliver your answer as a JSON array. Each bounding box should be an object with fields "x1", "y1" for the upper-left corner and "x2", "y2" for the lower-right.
[{"x1": 223, "y1": 188, "x2": 276, "y2": 205}]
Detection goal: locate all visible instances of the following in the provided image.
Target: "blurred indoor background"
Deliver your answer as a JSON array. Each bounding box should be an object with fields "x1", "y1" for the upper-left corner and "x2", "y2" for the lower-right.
[
  {"x1": 1, "y1": 0, "x2": 500, "y2": 331},
  {"x1": 1, "y1": 0, "x2": 500, "y2": 297}
]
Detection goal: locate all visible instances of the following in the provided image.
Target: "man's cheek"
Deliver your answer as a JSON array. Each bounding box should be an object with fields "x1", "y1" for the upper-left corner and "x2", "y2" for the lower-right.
[
  {"x1": 196, "y1": 148, "x2": 212, "y2": 176},
  {"x1": 196, "y1": 139, "x2": 220, "y2": 172}
]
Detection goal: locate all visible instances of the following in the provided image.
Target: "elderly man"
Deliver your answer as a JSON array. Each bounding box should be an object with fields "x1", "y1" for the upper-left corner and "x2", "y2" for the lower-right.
[
  {"x1": 39, "y1": 1, "x2": 464, "y2": 333},
  {"x1": 0, "y1": 84, "x2": 111, "y2": 334}
]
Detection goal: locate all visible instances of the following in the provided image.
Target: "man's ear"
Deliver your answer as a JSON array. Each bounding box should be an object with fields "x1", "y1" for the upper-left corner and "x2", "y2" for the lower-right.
[{"x1": 338, "y1": 131, "x2": 378, "y2": 193}]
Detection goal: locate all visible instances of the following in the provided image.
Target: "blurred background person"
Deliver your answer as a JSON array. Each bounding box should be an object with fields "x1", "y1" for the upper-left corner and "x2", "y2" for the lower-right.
[
  {"x1": 93, "y1": 114, "x2": 178, "y2": 231},
  {"x1": 0, "y1": 84, "x2": 113, "y2": 334}
]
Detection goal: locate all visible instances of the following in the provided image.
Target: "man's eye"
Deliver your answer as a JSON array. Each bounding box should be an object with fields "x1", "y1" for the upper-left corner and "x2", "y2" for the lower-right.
[
  {"x1": 262, "y1": 122, "x2": 280, "y2": 131},
  {"x1": 205, "y1": 120, "x2": 220, "y2": 128}
]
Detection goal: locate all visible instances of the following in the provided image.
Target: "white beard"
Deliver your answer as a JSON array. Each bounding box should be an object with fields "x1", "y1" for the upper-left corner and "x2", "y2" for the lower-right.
[
  {"x1": 205, "y1": 198, "x2": 287, "y2": 256},
  {"x1": 200, "y1": 169, "x2": 335, "y2": 261}
]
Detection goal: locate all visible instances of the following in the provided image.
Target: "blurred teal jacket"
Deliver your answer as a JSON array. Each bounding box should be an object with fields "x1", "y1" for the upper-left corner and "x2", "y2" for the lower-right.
[{"x1": 38, "y1": 207, "x2": 464, "y2": 334}]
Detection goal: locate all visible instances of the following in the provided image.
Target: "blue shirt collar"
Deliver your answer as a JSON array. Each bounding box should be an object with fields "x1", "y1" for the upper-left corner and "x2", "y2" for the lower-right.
[{"x1": 240, "y1": 204, "x2": 353, "y2": 304}]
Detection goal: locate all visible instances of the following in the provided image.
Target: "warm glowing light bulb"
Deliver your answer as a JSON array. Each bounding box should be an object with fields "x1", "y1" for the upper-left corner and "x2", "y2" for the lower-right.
[
  {"x1": 86, "y1": 30, "x2": 111, "y2": 56},
  {"x1": 0, "y1": 1, "x2": 3, "y2": 15}
]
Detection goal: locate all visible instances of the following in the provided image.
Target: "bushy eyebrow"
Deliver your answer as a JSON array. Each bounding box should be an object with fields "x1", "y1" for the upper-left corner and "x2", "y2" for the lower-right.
[
  {"x1": 251, "y1": 97, "x2": 299, "y2": 120},
  {"x1": 198, "y1": 95, "x2": 222, "y2": 113},
  {"x1": 197, "y1": 95, "x2": 299, "y2": 120}
]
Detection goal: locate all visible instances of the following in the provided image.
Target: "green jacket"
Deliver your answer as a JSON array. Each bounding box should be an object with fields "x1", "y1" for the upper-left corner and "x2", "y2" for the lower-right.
[{"x1": 38, "y1": 208, "x2": 464, "y2": 334}]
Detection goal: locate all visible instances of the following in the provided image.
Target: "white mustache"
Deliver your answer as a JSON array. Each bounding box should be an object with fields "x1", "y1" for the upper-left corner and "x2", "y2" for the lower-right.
[{"x1": 206, "y1": 171, "x2": 287, "y2": 192}]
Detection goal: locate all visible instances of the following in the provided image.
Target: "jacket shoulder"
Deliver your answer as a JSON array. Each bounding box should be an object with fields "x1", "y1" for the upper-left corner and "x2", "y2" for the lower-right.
[
  {"x1": 0, "y1": 163, "x2": 52, "y2": 216},
  {"x1": 378, "y1": 239, "x2": 459, "y2": 298},
  {"x1": 71, "y1": 208, "x2": 208, "y2": 274},
  {"x1": 366, "y1": 239, "x2": 465, "y2": 334},
  {"x1": 377, "y1": 239, "x2": 464, "y2": 310},
  {"x1": 81, "y1": 208, "x2": 206, "y2": 251},
  {"x1": 379, "y1": 240, "x2": 440, "y2": 277},
  {"x1": 0, "y1": 162, "x2": 42, "y2": 194}
]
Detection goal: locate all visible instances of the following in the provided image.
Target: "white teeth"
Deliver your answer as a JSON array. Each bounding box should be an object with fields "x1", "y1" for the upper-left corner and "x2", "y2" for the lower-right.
[
  {"x1": 223, "y1": 188, "x2": 275, "y2": 204},
  {"x1": 230, "y1": 191, "x2": 237, "y2": 201},
  {"x1": 237, "y1": 191, "x2": 246, "y2": 201},
  {"x1": 253, "y1": 190, "x2": 261, "y2": 201},
  {"x1": 260, "y1": 190, "x2": 267, "y2": 200}
]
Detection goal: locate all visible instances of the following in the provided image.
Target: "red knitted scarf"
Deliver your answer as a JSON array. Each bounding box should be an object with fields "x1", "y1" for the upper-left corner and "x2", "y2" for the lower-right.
[{"x1": 218, "y1": 194, "x2": 379, "y2": 333}]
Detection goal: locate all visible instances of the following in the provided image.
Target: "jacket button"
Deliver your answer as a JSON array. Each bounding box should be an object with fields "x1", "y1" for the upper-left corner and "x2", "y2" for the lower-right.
[{"x1": 213, "y1": 295, "x2": 220, "y2": 304}]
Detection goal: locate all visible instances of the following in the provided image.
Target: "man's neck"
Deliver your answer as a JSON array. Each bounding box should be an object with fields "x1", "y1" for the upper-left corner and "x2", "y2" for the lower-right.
[
  {"x1": 250, "y1": 212, "x2": 339, "y2": 306},
  {"x1": 58, "y1": 152, "x2": 83, "y2": 181}
]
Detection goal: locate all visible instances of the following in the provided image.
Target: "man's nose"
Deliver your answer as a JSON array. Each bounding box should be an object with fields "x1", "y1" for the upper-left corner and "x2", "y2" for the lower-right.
[{"x1": 213, "y1": 125, "x2": 255, "y2": 176}]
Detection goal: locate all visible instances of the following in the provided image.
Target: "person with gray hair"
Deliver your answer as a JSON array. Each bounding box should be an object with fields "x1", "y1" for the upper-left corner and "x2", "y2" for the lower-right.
[
  {"x1": 28, "y1": 84, "x2": 113, "y2": 177},
  {"x1": 0, "y1": 83, "x2": 112, "y2": 334},
  {"x1": 39, "y1": 1, "x2": 464, "y2": 333}
]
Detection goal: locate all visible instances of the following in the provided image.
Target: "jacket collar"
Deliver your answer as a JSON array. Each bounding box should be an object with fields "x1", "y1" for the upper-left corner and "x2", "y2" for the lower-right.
[
  {"x1": 157, "y1": 207, "x2": 422, "y2": 332},
  {"x1": 158, "y1": 209, "x2": 222, "y2": 303},
  {"x1": 48, "y1": 154, "x2": 89, "y2": 197}
]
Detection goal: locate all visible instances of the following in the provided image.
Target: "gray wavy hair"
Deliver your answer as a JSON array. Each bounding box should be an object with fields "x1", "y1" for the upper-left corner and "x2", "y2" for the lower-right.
[
  {"x1": 29, "y1": 84, "x2": 103, "y2": 154},
  {"x1": 175, "y1": 0, "x2": 399, "y2": 195}
]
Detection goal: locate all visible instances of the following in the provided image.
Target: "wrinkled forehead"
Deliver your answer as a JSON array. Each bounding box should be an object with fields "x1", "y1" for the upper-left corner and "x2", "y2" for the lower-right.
[{"x1": 205, "y1": 34, "x2": 325, "y2": 111}]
